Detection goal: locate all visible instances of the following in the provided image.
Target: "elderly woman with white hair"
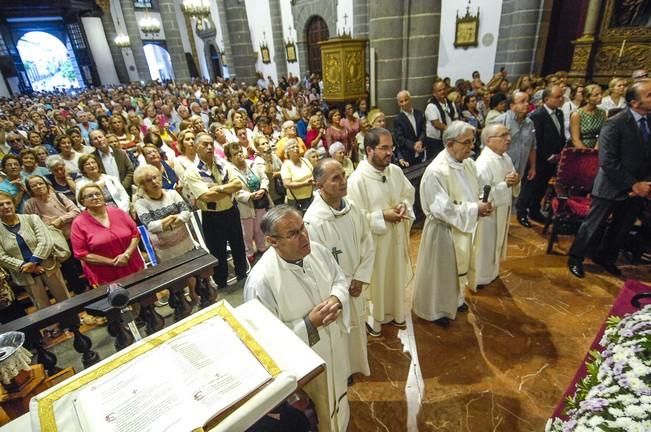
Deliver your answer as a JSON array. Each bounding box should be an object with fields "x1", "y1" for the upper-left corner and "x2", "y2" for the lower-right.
[
  {"x1": 412, "y1": 120, "x2": 493, "y2": 329},
  {"x1": 328, "y1": 141, "x2": 354, "y2": 178},
  {"x1": 281, "y1": 138, "x2": 314, "y2": 212},
  {"x1": 275, "y1": 120, "x2": 307, "y2": 160},
  {"x1": 45, "y1": 155, "x2": 79, "y2": 203}
]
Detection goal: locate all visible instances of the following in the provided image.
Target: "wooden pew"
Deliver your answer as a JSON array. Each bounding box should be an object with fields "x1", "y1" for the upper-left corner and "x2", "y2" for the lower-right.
[{"x1": 0, "y1": 249, "x2": 217, "y2": 372}]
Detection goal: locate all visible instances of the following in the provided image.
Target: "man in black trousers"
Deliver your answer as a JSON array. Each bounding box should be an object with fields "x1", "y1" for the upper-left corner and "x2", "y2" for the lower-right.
[
  {"x1": 568, "y1": 79, "x2": 651, "y2": 278},
  {"x1": 516, "y1": 85, "x2": 565, "y2": 227}
]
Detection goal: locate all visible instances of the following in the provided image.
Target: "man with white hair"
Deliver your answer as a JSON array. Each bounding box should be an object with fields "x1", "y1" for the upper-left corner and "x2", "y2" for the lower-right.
[
  {"x1": 474, "y1": 124, "x2": 520, "y2": 286},
  {"x1": 347, "y1": 128, "x2": 415, "y2": 336},
  {"x1": 412, "y1": 121, "x2": 493, "y2": 328},
  {"x1": 244, "y1": 205, "x2": 351, "y2": 431},
  {"x1": 304, "y1": 158, "x2": 375, "y2": 377},
  {"x1": 393, "y1": 90, "x2": 426, "y2": 165}
]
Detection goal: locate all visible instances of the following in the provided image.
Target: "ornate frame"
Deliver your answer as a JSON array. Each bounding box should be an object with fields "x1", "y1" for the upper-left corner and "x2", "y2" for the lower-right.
[
  {"x1": 454, "y1": 3, "x2": 480, "y2": 49},
  {"x1": 260, "y1": 43, "x2": 271, "y2": 64},
  {"x1": 286, "y1": 41, "x2": 297, "y2": 63},
  {"x1": 600, "y1": 0, "x2": 651, "y2": 41}
]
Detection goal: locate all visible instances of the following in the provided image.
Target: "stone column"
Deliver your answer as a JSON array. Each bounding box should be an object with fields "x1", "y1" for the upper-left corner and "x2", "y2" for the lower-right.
[
  {"x1": 215, "y1": 0, "x2": 234, "y2": 72},
  {"x1": 494, "y1": 0, "x2": 548, "y2": 79},
  {"x1": 119, "y1": 0, "x2": 150, "y2": 80},
  {"x1": 269, "y1": 0, "x2": 287, "y2": 79},
  {"x1": 158, "y1": 0, "x2": 192, "y2": 82},
  {"x1": 99, "y1": 10, "x2": 130, "y2": 83},
  {"x1": 369, "y1": 0, "x2": 441, "y2": 117},
  {"x1": 222, "y1": 0, "x2": 256, "y2": 83},
  {"x1": 353, "y1": 0, "x2": 369, "y2": 38},
  {"x1": 569, "y1": 0, "x2": 602, "y2": 79}
]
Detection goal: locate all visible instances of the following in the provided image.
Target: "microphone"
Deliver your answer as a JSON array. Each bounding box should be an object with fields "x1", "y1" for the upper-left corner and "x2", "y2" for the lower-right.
[
  {"x1": 107, "y1": 283, "x2": 130, "y2": 308},
  {"x1": 482, "y1": 185, "x2": 491, "y2": 203}
]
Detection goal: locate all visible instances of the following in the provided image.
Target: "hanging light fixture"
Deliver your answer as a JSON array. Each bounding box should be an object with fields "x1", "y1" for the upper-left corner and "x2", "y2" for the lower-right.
[
  {"x1": 181, "y1": 0, "x2": 210, "y2": 18},
  {"x1": 114, "y1": 33, "x2": 131, "y2": 48},
  {"x1": 139, "y1": 15, "x2": 161, "y2": 36}
]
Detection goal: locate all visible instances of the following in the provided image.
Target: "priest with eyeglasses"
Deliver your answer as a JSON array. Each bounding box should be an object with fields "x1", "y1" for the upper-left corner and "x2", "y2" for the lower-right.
[{"x1": 412, "y1": 121, "x2": 493, "y2": 328}]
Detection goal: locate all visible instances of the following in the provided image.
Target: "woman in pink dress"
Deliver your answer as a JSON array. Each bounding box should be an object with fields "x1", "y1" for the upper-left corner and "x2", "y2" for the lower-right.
[
  {"x1": 70, "y1": 183, "x2": 144, "y2": 287},
  {"x1": 340, "y1": 103, "x2": 361, "y2": 163},
  {"x1": 324, "y1": 109, "x2": 350, "y2": 154}
]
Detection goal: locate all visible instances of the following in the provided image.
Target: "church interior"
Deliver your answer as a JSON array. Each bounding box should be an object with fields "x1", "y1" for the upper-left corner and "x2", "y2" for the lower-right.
[{"x1": 0, "y1": 0, "x2": 650, "y2": 431}]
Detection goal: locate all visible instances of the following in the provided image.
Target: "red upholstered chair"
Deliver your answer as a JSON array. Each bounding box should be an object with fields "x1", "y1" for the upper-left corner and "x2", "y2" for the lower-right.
[{"x1": 544, "y1": 147, "x2": 600, "y2": 254}]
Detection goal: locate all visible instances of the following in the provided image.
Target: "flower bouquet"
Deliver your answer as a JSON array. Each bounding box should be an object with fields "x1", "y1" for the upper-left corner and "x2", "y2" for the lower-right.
[{"x1": 546, "y1": 305, "x2": 651, "y2": 432}]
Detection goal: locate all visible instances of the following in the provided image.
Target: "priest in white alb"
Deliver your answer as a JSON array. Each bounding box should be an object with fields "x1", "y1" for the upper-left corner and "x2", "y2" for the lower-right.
[
  {"x1": 475, "y1": 124, "x2": 521, "y2": 286},
  {"x1": 304, "y1": 158, "x2": 375, "y2": 377},
  {"x1": 347, "y1": 128, "x2": 415, "y2": 336},
  {"x1": 412, "y1": 121, "x2": 493, "y2": 328},
  {"x1": 244, "y1": 206, "x2": 351, "y2": 432}
]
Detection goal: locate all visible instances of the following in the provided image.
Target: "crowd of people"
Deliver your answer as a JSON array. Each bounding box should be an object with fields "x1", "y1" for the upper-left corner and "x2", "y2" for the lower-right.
[{"x1": 0, "y1": 66, "x2": 649, "y2": 431}]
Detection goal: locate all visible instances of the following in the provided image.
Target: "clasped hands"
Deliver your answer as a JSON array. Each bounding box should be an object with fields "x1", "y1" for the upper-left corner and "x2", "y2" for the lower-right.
[
  {"x1": 505, "y1": 171, "x2": 519, "y2": 187},
  {"x1": 161, "y1": 214, "x2": 182, "y2": 231},
  {"x1": 630, "y1": 181, "x2": 651, "y2": 198},
  {"x1": 20, "y1": 261, "x2": 45, "y2": 274},
  {"x1": 308, "y1": 295, "x2": 342, "y2": 328},
  {"x1": 383, "y1": 203, "x2": 409, "y2": 223}
]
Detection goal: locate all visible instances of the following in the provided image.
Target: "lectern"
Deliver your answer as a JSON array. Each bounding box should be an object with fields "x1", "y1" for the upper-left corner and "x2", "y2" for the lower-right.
[{"x1": 319, "y1": 37, "x2": 367, "y2": 103}]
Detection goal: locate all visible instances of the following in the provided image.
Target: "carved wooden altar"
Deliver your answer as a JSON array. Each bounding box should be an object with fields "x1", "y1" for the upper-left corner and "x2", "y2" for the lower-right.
[
  {"x1": 569, "y1": 0, "x2": 650, "y2": 84},
  {"x1": 319, "y1": 37, "x2": 367, "y2": 103}
]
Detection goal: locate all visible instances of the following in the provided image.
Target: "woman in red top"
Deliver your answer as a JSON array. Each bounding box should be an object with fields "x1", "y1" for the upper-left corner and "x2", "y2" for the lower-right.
[
  {"x1": 324, "y1": 109, "x2": 350, "y2": 153},
  {"x1": 70, "y1": 183, "x2": 144, "y2": 286},
  {"x1": 305, "y1": 114, "x2": 325, "y2": 149}
]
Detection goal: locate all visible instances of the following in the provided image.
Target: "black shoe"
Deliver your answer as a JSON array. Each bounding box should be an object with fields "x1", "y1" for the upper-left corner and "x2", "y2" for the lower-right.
[
  {"x1": 365, "y1": 323, "x2": 381, "y2": 337},
  {"x1": 518, "y1": 215, "x2": 532, "y2": 228},
  {"x1": 433, "y1": 317, "x2": 450, "y2": 328},
  {"x1": 390, "y1": 320, "x2": 407, "y2": 329},
  {"x1": 592, "y1": 258, "x2": 622, "y2": 277},
  {"x1": 568, "y1": 259, "x2": 585, "y2": 278},
  {"x1": 457, "y1": 303, "x2": 469, "y2": 313},
  {"x1": 529, "y1": 211, "x2": 546, "y2": 224}
]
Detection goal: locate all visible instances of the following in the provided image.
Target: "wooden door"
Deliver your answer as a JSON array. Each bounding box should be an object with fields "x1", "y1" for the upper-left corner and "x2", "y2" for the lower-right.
[{"x1": 306, "y1": 16, "x2": 329, "y2": 77}]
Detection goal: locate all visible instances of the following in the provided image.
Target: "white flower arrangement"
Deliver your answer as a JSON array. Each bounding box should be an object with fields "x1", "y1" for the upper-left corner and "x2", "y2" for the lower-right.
[{"x1": 546, "y1": 305, "x2": 651, "y2": 432}]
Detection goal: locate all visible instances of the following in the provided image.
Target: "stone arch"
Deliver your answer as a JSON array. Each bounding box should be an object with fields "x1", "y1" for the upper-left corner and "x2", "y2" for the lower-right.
[
  {"x1": 203, "y1": 41, "x2": 223, "y2": 80},
  {"x1": 291, "y1": 0, "x2": 337, "y2": 78}
]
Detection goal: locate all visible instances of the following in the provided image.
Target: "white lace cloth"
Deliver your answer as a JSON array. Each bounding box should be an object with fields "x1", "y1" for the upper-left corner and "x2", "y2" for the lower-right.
[{"x1": 0, "y1": 347, "x2": 33, "y2": 384}]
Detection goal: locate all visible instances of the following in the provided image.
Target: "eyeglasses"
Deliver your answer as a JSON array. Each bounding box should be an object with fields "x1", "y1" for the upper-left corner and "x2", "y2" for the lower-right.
[
  {"x1": 452, "y1": 139, "x2": 475, "y2": 146},
  {"x1": 82, "y1": 192, "x2": 103, "y2": 199},
  {"x1": 488, "y1": 133, "x2": 510, "y2": 139},
  {"x1": 143, "y1": 176, "x2": 162, "y2": 183},
  {"x1": 272, "y1": 224, "x2": 307, "y2": 241}
]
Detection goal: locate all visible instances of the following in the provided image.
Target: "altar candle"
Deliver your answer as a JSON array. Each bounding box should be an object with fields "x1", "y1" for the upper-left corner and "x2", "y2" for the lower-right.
[{"x1": 618, "y1": 40, "x2": 626, "y2": 59}]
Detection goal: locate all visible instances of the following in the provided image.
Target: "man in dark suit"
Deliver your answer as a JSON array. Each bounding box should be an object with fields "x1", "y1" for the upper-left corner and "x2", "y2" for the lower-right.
[
  {"x1": 393, "y1": 90, "x2": 426, "y2": 166},
  {"x1": 516, "y1": 85, "x2": 565, "y2": 227},
  {"x1": 89, "y1": 129, "x2": 135, "y2": 194},
  {"x1": 568, "y1": 79, "x2": 651, "y2": 278}
]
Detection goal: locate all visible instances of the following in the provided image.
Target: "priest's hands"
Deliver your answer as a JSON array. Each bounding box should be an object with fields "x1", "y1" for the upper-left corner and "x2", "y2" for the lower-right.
[
  {"x1": 478, "y1": 202, "x2": 493, "y2": 218},
  {"x1": 308, "y1": 296, "x2": 342, "y2": 328},
  {"x1": 505, "y1": 171, "x2": 519, "y2": 187},
  {"x1": 384, "y1": 204, "x2": 409, "y2": 223},
  {"x1": 349, "y1": 280, "x2": 363, "y2": 297}
]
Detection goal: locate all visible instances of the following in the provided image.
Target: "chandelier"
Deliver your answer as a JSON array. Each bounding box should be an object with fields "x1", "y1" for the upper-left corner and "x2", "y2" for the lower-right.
[
  {"x1": 181, "y1": 0, "x2": 210, "y2": 18},
  {"x1": 114, "y1": 33, "x2": 131, "y2": 48},
  {"x1": 139, "y1": 15, "x2": 161, "y2": 36}
]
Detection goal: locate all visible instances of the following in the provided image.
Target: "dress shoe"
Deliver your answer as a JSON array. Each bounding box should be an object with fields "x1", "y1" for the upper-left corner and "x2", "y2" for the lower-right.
[
  {"x1": 568, "y1": 259, "x2": 585, "y2": 278},
  {"x1": 433, "y1": 317, "x2": 450, "y2": 328},
  {"x1": 390, "y1": 320, "x2": 407, "y2": 329},
  {"x1": 366, "y1": 323, "x2": 381, "y2": 337},
  {"x1": 529, "y1": 211, "x2": 547, "y2": 224},
  {"x1": 592, "y1": 258, "x2": 622, "y2": 277},
  {"x1": 457, "y1": 303, "x2": 469, "y2": 313},
  {"x1": 518, "y1": 215, "x2": 532, "y2": 228}
]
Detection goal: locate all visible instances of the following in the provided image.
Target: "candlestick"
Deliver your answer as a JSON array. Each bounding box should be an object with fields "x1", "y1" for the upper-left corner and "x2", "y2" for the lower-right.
[{"x1": 618, "y1": 39, "x2": 626, "y2": 59}]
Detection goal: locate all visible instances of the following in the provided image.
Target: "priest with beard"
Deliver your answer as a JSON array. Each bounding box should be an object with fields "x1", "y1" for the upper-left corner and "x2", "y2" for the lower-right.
[
  {"x1": 244, "y1": 205, "x2": 351, "y2": 432},
  {"x1": 347, "y1": 128, "x2": 415, "y2": 336},
  {"x1": 474, "y1": 124, "x2": 521, "y2": 287},
  {"x1": 304, "y1": 158, "x2": 376, "y2": 378},
  {"x1": 412, "y1": 121, "x2": 493, "y2": 328}
]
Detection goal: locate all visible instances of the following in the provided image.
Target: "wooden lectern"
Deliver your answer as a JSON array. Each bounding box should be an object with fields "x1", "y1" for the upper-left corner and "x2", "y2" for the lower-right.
[{"x1": 319, "y1": 37, "x2": 367, "y2": 103}]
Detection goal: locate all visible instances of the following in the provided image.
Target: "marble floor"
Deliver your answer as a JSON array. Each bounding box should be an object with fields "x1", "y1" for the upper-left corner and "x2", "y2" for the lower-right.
[
  {"x1": 347, "y1": 218, "x2": 651, "y2": 432},
  {"x1": 44, "y1": 217, "x2": 651, "y2": 431}
]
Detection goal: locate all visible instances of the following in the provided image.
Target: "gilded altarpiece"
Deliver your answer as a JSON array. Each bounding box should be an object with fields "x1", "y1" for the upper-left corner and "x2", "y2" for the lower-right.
[
  {"x1": 570, "y1": 0, "x2": 651, "y2": 84},
  {"x1": 319, "y1": 37, "x2": 367, "y2": 103}
]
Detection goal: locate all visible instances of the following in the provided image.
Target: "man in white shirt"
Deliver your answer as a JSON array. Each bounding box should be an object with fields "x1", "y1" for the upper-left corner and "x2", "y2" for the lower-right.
[
  {"x1": 424, "y1": 79, "x2": 453, "y2": 157},
  {"x1": 89, "y1": 129, "x2": 134, "y2": 193}
]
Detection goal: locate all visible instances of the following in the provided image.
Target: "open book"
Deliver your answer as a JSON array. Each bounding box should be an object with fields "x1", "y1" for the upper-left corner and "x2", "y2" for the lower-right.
[{"x1": 72, "y1": 317, "x2": 272, "y2": 432}]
